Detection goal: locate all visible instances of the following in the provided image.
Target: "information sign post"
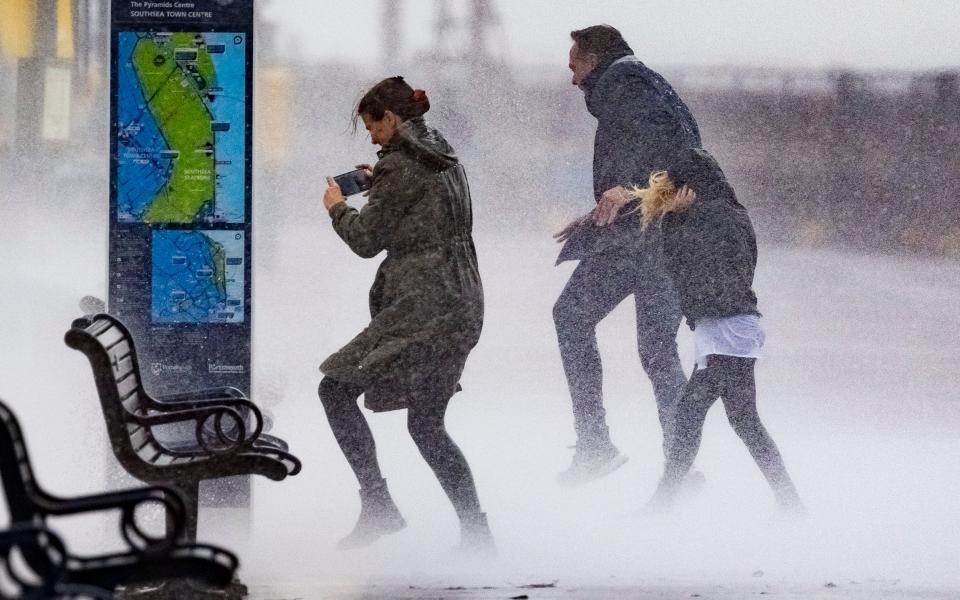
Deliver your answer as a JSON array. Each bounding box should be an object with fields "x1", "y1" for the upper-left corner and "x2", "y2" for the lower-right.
[
  {"x1": 110, "y1": 0, "x2": 253, "y2": 398},
  {"x1": 109, "y1": 0, "x2": 255, "y2": 505}
]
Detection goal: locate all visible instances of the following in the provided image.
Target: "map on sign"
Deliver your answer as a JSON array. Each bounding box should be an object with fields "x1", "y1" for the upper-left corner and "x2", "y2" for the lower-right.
[
  {"x1": 152, "y1": 230, "x2": 245, "y2": 324},
  {"x1": 116, "y1": 31, "x2": 246, "y2": 224}
]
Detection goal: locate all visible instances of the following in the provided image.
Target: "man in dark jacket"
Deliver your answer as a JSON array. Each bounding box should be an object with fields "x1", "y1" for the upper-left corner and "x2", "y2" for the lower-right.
[{"x1": 553, "y1": 25, "x2": 702, "y2": 485}]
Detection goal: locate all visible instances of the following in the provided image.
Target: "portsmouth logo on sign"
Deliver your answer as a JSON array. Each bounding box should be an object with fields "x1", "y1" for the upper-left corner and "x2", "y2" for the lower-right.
[{"x1": 208, "y1": 361, "x2": 245, "y2": 374}]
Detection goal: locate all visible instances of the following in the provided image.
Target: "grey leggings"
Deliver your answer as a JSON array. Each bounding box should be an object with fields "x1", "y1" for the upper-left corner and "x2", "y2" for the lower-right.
[
  {"x1": 318, "y1": 376, "x2": 482, "y2": 522},
  {"x1": 661, "y1": 355, "x2": 799, "y2": 503}
]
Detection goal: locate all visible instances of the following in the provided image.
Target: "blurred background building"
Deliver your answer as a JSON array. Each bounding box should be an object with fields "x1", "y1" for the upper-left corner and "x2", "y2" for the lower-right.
[{"x1": 1, "y1": 0, "x2": 958, "y2": 255}]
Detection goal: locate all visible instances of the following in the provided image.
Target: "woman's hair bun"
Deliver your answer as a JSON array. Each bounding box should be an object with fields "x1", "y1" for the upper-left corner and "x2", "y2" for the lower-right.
[{"x1": 411, "y1": 89, "x2": 430, "y2": 116}]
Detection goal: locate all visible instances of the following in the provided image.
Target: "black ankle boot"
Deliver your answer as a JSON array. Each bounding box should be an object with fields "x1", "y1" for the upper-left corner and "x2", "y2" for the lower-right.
[
  {"x1": 337, "y1": 479, "x2": 406, "y2": 550},
  {"x1": 457, "y1": 511, "x2": 497, "y2": 558}
]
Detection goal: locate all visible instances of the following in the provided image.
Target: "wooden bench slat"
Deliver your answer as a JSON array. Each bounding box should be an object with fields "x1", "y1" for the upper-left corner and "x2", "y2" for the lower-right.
[
  {"x1": 111, "y1": 354, "x2": 135, "y2": 380},
  {"x1": 153, "y1": 454, "x2": 180, "y2": 466},
  {"x1": 89, "y1": 319, "x2": 113, "y2": 336},
  {"x1": 116, "y1": 372, "x2": 139, "y2": 401},
  {"x1": 111, "y1": 339, "x2": 131, "y2": 357},
  {"x1": 128, "y1": 423, "x2": 144, "y2": 438},
  {"x1": 122, "y1": 396, "x2": 141, "y2": 413},
  {"x1": 128, "y1": 426, "x2": 152, "y2": 452},
  {"x1": 96, "y1": 325, "x2": 125, "y2": 350}
]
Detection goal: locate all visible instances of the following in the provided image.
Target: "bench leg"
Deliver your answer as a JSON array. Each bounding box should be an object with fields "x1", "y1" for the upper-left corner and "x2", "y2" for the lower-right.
[{"x1": 165, "y1": 481, "x2": 200, "y2": 543}]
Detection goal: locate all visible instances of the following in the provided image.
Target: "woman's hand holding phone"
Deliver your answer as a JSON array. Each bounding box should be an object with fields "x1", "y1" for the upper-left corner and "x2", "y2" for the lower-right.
[
  {"x1": 323, "y1": 176, "x2": 346, "y2": 211},
  {"x1": 325, "y1": 163, "x2": 374, "y2": 212}
]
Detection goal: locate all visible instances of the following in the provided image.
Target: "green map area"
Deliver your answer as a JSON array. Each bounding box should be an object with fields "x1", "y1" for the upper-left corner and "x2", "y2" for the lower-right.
[{"x1": 132, "y1": 33, "x2": 217, "y2": 223}]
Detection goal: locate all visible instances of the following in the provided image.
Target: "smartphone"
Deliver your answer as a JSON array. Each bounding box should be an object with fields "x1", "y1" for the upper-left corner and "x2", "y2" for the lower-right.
[{"x1": 333, "y1": 169, "x2": 372, "y2": 197}]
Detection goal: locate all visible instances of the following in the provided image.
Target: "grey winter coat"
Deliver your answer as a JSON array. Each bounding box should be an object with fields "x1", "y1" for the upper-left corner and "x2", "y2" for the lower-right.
[
  {"x1": 660, "y1": 148, "x2": 760, "y2": 328},
  {"x1": 320, "y1": 117, "x2": 484, "y2": 412},
  {"x1": 558, "y1": 50, "x2": 701, "y2": 264}
]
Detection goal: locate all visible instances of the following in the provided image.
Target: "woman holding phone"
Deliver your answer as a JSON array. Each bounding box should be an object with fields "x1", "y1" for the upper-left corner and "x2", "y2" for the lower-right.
[
  {"x1": 319, "y1": 76, "x2": 493, "y2": 552},
  {"x1": 627, "y1": 147, "x2": 804, "y2": 513}
]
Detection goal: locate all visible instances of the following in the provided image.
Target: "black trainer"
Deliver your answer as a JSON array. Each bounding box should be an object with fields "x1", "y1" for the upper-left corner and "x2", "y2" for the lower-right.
[{"x1": 557, "y1": 442, "x2": 629, "y2": 486}]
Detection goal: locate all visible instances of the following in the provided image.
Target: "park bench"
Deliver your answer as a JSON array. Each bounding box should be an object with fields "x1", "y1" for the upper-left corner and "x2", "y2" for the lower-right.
[
  {"x1": 64, "y1": 313, "x2": 302, "y2": 544},
  {"x1": 0, "y1": 398, "x2": 238, "y2": 598}
]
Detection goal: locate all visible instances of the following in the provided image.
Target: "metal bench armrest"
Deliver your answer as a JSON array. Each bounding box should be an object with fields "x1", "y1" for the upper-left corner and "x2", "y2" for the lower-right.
[
  {"x1": 35, "y1": 486, "x2": 186, "y2": 554},
  {"x1": 136, "y1": 405, "x2": 251, "y2": 454},
  {"x1": 0, "y1": 524, "x2": 68, "y2": 592},
  {"x1": 149, "y1": 396, "x2": 265, "y2": 443},
  {"x1": 0, "y1": 523, "x2": 67, "y2": 554}
]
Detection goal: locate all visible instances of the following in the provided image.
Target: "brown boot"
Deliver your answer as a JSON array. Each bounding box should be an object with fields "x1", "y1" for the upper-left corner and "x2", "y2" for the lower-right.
[{"x1": 337, "y1": 479, "x2": 406, "y2": 550}]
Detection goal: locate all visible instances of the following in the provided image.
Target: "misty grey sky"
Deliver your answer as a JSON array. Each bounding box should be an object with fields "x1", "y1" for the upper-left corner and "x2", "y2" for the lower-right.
[{"x1": 262, "y1": 0, "x2": 960, "y2": 71}]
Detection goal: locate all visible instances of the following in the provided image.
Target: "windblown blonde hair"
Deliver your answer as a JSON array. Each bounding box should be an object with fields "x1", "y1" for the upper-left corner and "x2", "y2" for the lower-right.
[{"x1": 629, "y1": 171, "x2": 681, "y2": 229}]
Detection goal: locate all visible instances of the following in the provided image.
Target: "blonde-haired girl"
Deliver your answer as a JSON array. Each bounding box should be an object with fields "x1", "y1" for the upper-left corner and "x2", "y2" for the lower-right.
[{"x1": 631, "y1": 148, "x2": 804, "y2": 513}]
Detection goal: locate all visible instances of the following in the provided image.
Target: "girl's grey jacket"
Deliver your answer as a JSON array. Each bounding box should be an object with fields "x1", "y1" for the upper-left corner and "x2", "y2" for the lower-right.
[
  {"x1": 660, "y1": 148, "x2": 760, "y2": 329},
  {"x1": 320, "y1": 117, "x2": 484, "y2": 412}
]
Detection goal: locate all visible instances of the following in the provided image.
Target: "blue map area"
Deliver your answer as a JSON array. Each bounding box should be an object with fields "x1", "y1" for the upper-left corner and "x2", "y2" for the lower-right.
[
  {"x1": 116, "y1": 31, "x2": 247, "y2": 223},
  {"x1": 152, "y1": 230, "x2": 245, "y2": 324},
  {"x1": 116, "y1": 33, "x2": 169, "y2": 221}
]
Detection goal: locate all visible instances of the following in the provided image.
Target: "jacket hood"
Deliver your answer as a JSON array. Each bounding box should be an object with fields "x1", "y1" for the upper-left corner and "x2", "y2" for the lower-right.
[
  {"x1": 381, "y1": 116, "x2": 459, "y2": 171},
  {"x1": 668, "y1": 148, "x2": 734, "y2": 201}
]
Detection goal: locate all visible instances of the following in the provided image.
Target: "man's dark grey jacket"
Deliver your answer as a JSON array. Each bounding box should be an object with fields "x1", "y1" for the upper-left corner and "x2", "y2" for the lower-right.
[{"x1": 558, "y1": 50, "x2": 702, "y2": 263}]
